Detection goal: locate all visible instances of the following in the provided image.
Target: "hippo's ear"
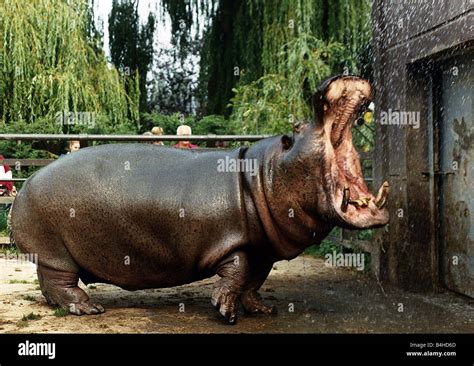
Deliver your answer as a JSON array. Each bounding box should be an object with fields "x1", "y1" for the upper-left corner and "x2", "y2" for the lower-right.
[
  {"x1": 293, "y1": 121, "x2": 307, "y2": 134},
  {"x1": 281, "y1": 135, "x2": 293, "y2": 150}
]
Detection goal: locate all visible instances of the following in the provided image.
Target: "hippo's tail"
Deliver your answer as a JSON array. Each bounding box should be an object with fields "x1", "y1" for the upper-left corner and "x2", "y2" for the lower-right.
[{"x1": 7, "y1": 198, "x2": 16, "y2": 248}]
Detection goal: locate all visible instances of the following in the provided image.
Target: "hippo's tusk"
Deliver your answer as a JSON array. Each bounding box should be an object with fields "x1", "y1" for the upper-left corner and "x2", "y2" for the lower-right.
[
  {"x1": 375, "y1": 181, "x2": 390, "y2": 209},
  {"x1": 341, "y1": 187, "x2": 350, "y2": 212}
]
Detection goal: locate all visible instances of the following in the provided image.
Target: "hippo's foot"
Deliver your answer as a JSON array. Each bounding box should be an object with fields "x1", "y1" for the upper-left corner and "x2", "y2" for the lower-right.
[
  {"x1": 211, "y1": 283, "x2": 239, "y2": 324},
  {"x1": 212, "y1": 251, "x2": 255, "y2": 325},
  {"x1": 37, "y1": 265, "x2": 105, "y2": 316},
  {"x1": 241, "y1": 290, "x2": 277, "y2": 315}
]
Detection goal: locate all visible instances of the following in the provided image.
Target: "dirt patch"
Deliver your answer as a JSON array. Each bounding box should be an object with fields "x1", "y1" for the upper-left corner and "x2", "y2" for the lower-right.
[{"x1": 1, "y1": 255, "x2": 473, "y2": 333}]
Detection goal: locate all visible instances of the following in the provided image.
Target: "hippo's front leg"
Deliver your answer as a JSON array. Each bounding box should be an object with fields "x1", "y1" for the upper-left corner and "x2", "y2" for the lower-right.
[
  {"x1": 211, "y1": 251, "x2": 275, "y2": 324},
  {"x1": 240, "y1": 262, "x2": 277, "y2": 315}
]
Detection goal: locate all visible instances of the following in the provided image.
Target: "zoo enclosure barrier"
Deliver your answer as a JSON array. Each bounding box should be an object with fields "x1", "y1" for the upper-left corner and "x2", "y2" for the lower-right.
[{"x1": 0, "y1": 134, "x2": 378, "y2": 276}]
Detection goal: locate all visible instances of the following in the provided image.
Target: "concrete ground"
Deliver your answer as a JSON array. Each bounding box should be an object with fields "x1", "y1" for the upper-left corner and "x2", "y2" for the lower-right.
[{"x1": 0, "y1": 255, "x2": 473, "y2": 333}]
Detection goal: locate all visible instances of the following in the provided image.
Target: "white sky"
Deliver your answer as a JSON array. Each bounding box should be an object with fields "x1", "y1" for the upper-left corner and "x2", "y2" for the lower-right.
[{"x1": 93, "y1": 0, "x2": 171, "y2": 59}]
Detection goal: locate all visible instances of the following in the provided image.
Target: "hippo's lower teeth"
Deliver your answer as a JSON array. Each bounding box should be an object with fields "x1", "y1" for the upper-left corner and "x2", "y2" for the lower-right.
[
  {"x1": 348, "y1": 196, "x2": 371, "y2": 208},
  {"x1": 342, "y1": 189, "x2": 374, "y2": 210},
  {"x1": 375, "y1": 181, "x2": 390, "y2": 209},
  {"x1": 341, "y1": 187, "x2": 350, "y2": 212},
  {"x1": 349, "y1": 199, "x2": 366, "y2": 208}
]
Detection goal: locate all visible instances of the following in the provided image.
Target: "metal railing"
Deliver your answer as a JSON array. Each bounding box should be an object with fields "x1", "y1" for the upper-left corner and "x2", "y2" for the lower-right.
[
  {"x1": 0, "y1": 133, "x2": 273, "y2": 182},
  {"x1": 0, "y1": 133, "x2": 272, "y2": 142}
]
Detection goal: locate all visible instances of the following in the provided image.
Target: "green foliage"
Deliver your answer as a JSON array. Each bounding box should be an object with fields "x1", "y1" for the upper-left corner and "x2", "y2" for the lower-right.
[
  {"x1": 21, "y1": 313, "x2": 41, "y2": 321},
  {"x1": 193, "y1": 115, "x2": 230, "y2": 135},
  {"x1": 199, "y1": 0, "x2": 264, "y2": 116},
  {"x1": 17, "y1": 312, "x2": 42, "y2": 328},
  {"x1": 53, "y1": 307, "x2": 69, "y2": 317},
  {"x1": 140, "y1": 112, "x2": 230, "y2": 147},
  {"x1": 0, "y1": 206, "x2": 8, "y2": 235},
  {"x1": 229, "y1": 36, "x2": 344, "y2": 134},
  {"x1": 195, "y1": 0, "x2": 373, "y2": 117},
  {"x1": 141, "y1": 112, "x2": 195, "y2": 137},
  {"x1": 305, "y1": 239, "x2": 342, "y2": 258},
  {"x1": 0, "y1": 0, "x2": 139, "y2": 134},
  {"x1": 0, "y1": 212, "x2": 8, "y2": 236},
  {"x1": 16, "y1": 320, "x2": 29, "y2": 328},
  {"x1": 0, "y1": 245, "x2": 19, "y2": 256},
  {"x1": 84, "y1": 0, "x2": 105, "y2": 54},
  {"x1": 305, "y1": 238, "x2": 371, "y2": 273},
  {"x1": 0, "y1": 0, "x2": 142, "y2": 163},
  {"x1": 357, "y1": 229, "x2": 374, "y2": 241},
  {"x1": 109, "y1": 0, "x2": 155, "y2": 112},
  {"x1": 149, "y1": 42, "x2": 201, "y2": 116},
  {"x1": 141, "y1": 112, "x2": 229, "y2": 136},
  {"x1": 9, "y1": 280, "x2": 29, "y2": 284},
  {"x1": 161, "y1": 0, "x2": 217, "y2": 59}
]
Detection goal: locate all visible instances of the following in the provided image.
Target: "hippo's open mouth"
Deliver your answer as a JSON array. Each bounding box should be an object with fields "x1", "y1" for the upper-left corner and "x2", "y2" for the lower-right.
[{"x1": 322, "y1": 76, "x2": 389, "y2": 228}]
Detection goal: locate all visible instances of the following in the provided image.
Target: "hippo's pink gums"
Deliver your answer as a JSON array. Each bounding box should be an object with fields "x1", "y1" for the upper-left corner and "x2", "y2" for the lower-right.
[{"x1": 11, "y1": 76, "x2": 389, "y2": 324}]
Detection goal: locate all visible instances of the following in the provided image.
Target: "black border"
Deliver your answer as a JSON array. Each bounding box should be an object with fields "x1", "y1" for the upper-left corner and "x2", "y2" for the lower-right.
[{"x1": 0, "y1": 333, "x2": 472, "y2": 362}]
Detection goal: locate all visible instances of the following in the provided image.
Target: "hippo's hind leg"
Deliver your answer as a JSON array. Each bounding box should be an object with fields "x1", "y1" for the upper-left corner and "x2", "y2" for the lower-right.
[
  {"x1": 12, "y1": 191, "x2": 104, "y2": 316},
  {"x1": 37, "y1": 265, "x2": 104, "y2": 315},
  {"x1": 14, "y1": 216, "x2": 104, "y2": 315},
  {"x1": 212, "y1": 250, "x2": 275, "y2": 324}
]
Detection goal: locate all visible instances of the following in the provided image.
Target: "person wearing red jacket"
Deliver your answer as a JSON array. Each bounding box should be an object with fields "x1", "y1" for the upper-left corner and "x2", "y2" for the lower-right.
[
  {"x1": 0, "y1": 155, "x2": 14, "y2": 194},
  {"x1": 173, "y1": 125, "x2": 199, "y2": 149}
]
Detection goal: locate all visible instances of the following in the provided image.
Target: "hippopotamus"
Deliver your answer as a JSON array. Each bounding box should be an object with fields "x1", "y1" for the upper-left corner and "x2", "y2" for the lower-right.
[{"x1": 11, "y1": 75, "x2": 389, "y2": 324}]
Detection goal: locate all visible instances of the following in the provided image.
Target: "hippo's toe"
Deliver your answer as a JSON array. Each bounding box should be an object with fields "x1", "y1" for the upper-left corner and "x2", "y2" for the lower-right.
[
  {"x1": 68, "y1": 302, "x2": 105, "y2": 316},
  {"x1": 211, "y1": 286, "x2": 239, "y2": 325},
  {"x1": 241, "y1": 290, "x2": 277, "y2": 315}
]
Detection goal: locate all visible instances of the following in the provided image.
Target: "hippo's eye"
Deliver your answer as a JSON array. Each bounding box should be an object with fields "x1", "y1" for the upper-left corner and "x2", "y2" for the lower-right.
[
  {"x1": 354, "y1": 117, "x2": 364, "y2": 127},
  {"x1": 354, "y1": 110, "x2": 366, "y2": 127},
  {"x1": 354, "y1": 109, "x2": 373, "y2": 127}
]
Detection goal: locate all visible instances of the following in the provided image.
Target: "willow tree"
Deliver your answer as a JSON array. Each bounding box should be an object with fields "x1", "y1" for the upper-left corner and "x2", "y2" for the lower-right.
[
  {"x1": 229, "y1": 35, "x2": 344, "y2": 134},
  {"x1": 109, "y1": 0, "x2": 155, "y2": 113},
  {"x1": 158, "y1": 0, "x2": 371, "y2": 115},
  {"x1": 191, "y1": 0, "x2": 372, "y2": 116},
  {"x1": 0, "y1": 0, "x2": 139, "y2": 134}
]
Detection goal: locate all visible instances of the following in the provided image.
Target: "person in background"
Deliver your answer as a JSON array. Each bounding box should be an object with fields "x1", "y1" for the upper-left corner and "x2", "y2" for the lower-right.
[
  {"x1": 0, "y1": 155, "x2": 15, "y2": 197},
  {"x1": 68, "y1": 140, "x2": 80, "y2": 153},
  {"x1": 142, "y1": 131, "x2": 153, "y2": 143},
  {"x1": 58, "y1": 140, "x2": 81, "y2": 158},
  {"x1": 173, "y1": 125, "x2": 198, "y2": 149},
  {"x1": 151, "y1": 126, "x2": 164, "y2": 146}
]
